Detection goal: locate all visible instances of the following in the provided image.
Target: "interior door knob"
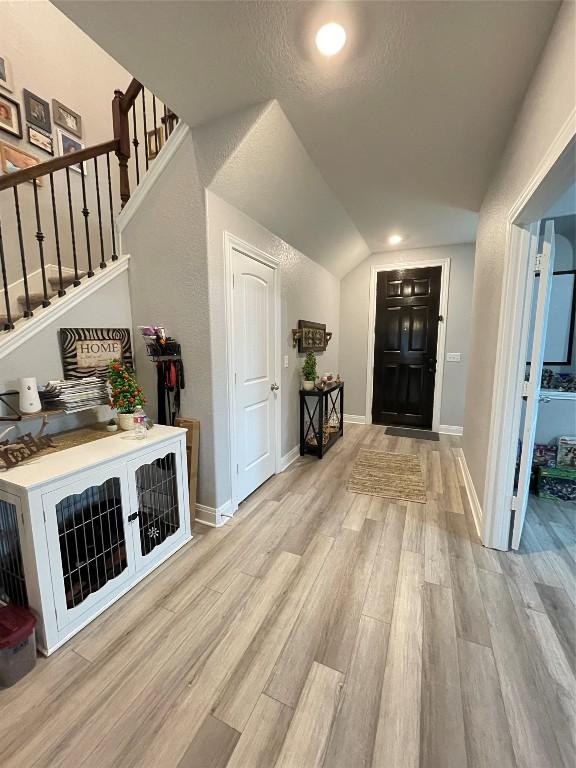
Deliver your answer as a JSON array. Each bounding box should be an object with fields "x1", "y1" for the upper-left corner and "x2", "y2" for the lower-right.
[{"x1": 271, "y1": 383, "x2": 279, "y2": 391}]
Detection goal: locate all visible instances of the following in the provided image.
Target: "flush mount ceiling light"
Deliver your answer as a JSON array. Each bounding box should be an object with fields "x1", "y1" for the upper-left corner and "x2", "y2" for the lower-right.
[
  {"x1": 315, "y1": 22, "x2": 347, "y2": 56},
  {"x1": 388, "y1": 234, "x2": 403, "y2": 245}
]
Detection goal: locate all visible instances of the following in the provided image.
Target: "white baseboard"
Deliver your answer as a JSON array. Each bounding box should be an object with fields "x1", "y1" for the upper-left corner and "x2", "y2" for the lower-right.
[
  {"x1": 195, "y1": 500, "x2": 233, "y2": 527},
  {"x1": 279, "y1": 445, "x2": 299, "y2": 471},
  {"x1": 439, "y1": 425, "x2": 464, "y2": 436},
  {"x1": 458, "y1": 449, "x2": 482, "y2": 538},
  {"x1": 344, "y1": 414, "x2": 366, "y2": 424}
]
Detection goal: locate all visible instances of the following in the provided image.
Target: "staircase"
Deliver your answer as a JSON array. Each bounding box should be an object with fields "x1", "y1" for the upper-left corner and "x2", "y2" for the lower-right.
[{"x1": 0, "y1": 78, "x2": 178, "y2": 335}]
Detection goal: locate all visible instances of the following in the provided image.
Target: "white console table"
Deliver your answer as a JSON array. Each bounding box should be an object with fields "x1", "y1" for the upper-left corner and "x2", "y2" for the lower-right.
[{"x1": 0, "y1": 424, "x2": 191, "y2": 655}]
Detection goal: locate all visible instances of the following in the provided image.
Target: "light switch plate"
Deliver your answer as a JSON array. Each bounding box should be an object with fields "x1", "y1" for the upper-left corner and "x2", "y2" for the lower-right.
[
  {"x1": 284, "y1": 355, "x2": 289, "y2": 368},
  {"x1": 446, "y1": 352, "x2": 461, "y2": 362}
]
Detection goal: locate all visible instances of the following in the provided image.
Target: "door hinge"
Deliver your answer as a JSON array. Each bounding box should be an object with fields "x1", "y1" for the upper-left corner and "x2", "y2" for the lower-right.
[
  {"x1": 127, "y1": 512, "x2": 139, "y2": 523},
  {"x1": 534, "y1": 253, "x2": 543, "y2": 272},
  {"x1": 232, "y1": 273, "x2": 235, "y2": 289},
  {"x1": 236, "y1": 464, "x2": 239, "y2": 474},
  {"x1": 521, "y1": 380, "x2": 529, "y2": 397},
  {"x1": 511, "y1": 495, "x2": 519, "y2": 512}
]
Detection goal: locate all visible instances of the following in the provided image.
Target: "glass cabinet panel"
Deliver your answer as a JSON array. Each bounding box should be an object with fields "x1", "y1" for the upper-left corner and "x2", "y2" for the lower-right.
[
  {"x1": 135, "y1": 453, "x2": 180, "y2": 557},
  {"x1": 55, "y1": 478, "x2": 128, "y2": 609}
]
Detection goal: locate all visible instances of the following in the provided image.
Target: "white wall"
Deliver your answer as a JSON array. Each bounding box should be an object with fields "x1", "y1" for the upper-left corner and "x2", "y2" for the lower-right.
[
  {"x1": 339, "y1": 243, "x2": 475, "y2": 428},
  {"x1": 462, "y1": 1, "x2": 576, "y2": 506},
  {"x1": 206, "y1": 190, "x2": 340, "y2": 506},
  {"x1": 0, "y1": 1, "x2": 131, "y2": 280},
  {"x1": 0, "y1": 269, "x2": 132, "y2": 436}
]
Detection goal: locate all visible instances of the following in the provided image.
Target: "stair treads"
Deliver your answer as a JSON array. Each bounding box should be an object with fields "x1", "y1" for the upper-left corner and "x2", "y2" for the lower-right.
[
  {"x1": 347, "y1": 449, "x2": 427, "y2": 504},
  {"x1": 385, "y1": 427, "x2": 439, "y2": 441}
]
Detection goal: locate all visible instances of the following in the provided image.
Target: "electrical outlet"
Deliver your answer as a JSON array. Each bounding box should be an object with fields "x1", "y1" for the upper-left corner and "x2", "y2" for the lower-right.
[
  {"x1": 446, "y1": 352, "x2": 461, "y2": 362},
  {"x1": 284, "y1": 355, "x2": 289, "y2": 368}
]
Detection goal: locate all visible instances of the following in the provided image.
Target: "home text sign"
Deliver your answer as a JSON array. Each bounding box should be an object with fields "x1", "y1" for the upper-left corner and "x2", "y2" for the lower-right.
[{"x1": 75, "y1": 339, "x2": 123, "y2": 369}]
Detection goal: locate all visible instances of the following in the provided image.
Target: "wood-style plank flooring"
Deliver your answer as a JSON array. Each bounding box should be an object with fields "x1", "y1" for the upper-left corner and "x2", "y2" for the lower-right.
[{"x1": 1, "y1": 425, "x2": 574, "y2": 768}]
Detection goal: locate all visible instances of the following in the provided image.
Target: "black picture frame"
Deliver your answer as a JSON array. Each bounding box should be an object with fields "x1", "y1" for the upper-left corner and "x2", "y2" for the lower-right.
[
  {"x1": 52, "y1": 98, "x2": 82, "y2": 138},
  {"x1": 59, "y1": 328, "x2": 133, "y2": 380},
  {"x1": 23, "y1": 88, "x2": 51, "y2": 133},
  {"x1": 0, "y1": 93, "x2": 22, "y2": 139}
]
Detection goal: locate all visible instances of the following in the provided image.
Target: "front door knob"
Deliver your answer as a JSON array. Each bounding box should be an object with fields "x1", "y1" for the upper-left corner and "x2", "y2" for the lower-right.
[{"x1": 271, "y1": 383, "x2": 279, "y2": 391}]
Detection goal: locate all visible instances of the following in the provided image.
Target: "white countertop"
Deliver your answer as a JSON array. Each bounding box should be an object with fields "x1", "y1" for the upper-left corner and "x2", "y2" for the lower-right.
[{"x1": 0, "y1": 424, "x2": 186, "y2": 492}]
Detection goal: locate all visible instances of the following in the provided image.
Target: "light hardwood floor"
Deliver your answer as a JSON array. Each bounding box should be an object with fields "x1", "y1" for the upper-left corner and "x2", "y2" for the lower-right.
[{"x1": 1, "y1": 425, "x2": 574, "y2": 768}]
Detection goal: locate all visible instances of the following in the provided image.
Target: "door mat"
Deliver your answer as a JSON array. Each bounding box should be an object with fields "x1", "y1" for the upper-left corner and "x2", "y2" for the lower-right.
[
  {"x1": 347, "y1": 448, "x2": 427, "y2": 504},
  {"x1": 385, "y1": 426, "x2": 439, "y2": 442}
]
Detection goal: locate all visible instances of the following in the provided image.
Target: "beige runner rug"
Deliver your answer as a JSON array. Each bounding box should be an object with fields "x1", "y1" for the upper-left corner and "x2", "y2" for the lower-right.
[{"x1": 347, "y1": 448, "x2": 427, "y2": 504}]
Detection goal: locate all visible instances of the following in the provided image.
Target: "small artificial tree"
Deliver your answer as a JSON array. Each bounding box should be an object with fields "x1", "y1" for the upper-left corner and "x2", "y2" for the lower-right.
[
  {"x1": 107, "y1": 359, "x2": 146, "y2": 414},
  {"x1": 302, "y1": 351, "x2": 317, "y2": 382}
]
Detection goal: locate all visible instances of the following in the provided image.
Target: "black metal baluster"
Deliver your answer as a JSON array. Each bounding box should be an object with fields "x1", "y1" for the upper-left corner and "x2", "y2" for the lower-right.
[
  {"x1": 132, "y1": 104, "x2": 140, "y2": 185},
  {"x1": 80, "y1": 162, "x2": 94, "y2": 277},
  {"x1": 142, "y1": 90, "x2": 149, "y2": 171},
  {"x1": 32, "y1": 179, "x2": 51, "y2": 307},
  {"x1": 49, "y1": 173, "x2": 66, "y2": 296},
  {"x1": 163, "y1": 104, "x2": 169, "y2": 138},
  {"x1": 106, "y1": 153, "x2": 118, "y2": 261},
  {"x1": 0, "y1": 215, "x2": 14, "y2": 329},
  {"x1": 93, "y1": 156, "x2": 106, "y2": 269},
  {"x1": 152, "y1": 95, "x2": 159, "y2": 157},
  {"x1": 65, "y1": 167, "x2": 81, "y2": 286},
  {"x1": 13, "y1": 186, "x2": 32, "y2": 317}
]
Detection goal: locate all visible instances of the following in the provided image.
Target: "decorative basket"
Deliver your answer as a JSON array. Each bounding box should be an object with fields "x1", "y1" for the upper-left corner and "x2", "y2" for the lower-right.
[{"x1": 306, "y1": 418, "x2": 330, "y2": 447}]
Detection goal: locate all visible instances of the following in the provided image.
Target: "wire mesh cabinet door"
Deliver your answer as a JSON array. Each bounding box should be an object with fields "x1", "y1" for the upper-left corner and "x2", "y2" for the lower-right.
[
  {"x1": 41, "y1": 463, "x2": 135, "y2": 630},
  {"x1": 127, "y1": 440, "x2": 188, "y2": 572}
]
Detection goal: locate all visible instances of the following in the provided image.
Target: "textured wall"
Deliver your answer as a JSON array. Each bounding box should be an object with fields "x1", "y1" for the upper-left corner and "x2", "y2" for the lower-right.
[
  {"x1": 462, "y1": 0, "x2": 576, "y2": 506},
  {"x1": 206, "y1": 190, "x2": 340, "y2": 506},
  {"x1": 339, "y1": 243, "x2": 475, "y2": 427}
]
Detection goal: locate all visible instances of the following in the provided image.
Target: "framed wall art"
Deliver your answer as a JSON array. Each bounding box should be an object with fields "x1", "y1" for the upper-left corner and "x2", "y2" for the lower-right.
[
  {"x1": 57, "y1": 128, "x2": 86, "y2": 174},
  {"x1": 52, "y1": 99, "x2": 82, "y2": 137},
  {"x1": 59, "y1": 328, "x2": 133, "y2": 380},
  {"x1": 28, "y1": 125, "x2": 53, "y2": 155},
  {"x1": 0, "y1": 141, "x2": 42, "y2": 184},
  {"x1": 0, "y1": 93, "x2": 22, "y2": 138},
  {"x1": 23, "y1": 89, "x2": 51, "y2": 133},
  {"x1": 0, "y1": 55, "x2": 14, "y2": 92},
  {"x1": 292, "y1": 320, "x2": 333, "y2": 353}
]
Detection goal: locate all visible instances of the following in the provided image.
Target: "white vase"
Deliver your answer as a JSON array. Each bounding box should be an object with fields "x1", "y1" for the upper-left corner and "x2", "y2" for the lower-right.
[
  {"x1": 118, "y1": 413, "x2": 136, "y2": 431},
  {"x1": 19, "y1": 377, "x2": 41, "y2": 414},
  {"x1": 302, "y1": 380, "x2": 315, "y2": 391}
]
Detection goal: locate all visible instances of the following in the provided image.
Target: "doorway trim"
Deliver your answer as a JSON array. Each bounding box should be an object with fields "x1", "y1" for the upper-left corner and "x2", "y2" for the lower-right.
[
  {"x1": 224, "y1": 231, "x2": 282, "y2": 517},
  {"x1": 364, "y1": 257, "x2": 451, "y2": 432},
  {"x1": 481, "y1": 109, "x2": 575, "y2": 550}
]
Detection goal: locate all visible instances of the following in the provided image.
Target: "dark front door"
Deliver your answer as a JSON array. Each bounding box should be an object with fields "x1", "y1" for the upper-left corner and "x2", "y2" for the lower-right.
[{"x1": 372, "y1": 266, "x2": 442, "y2": 428}]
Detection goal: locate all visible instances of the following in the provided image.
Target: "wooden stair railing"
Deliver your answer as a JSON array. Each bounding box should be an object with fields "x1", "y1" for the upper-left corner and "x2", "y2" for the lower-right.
[{"x1": 0, "y1": 78, "x2": 177, "y2": 332}]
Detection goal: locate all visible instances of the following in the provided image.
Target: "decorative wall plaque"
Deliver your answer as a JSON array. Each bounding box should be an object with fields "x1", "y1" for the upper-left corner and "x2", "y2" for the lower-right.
[
  {"x1": 292, "y1": 320, "x2": 333, "y2": 352},
  {"x1": 59, "y1": 328, "x2": 133, "y2": 380}
]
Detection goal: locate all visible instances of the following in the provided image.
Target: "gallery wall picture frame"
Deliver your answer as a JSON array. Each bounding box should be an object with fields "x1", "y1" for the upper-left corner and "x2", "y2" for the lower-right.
[
  {"x1": 0, "y1": 55, "x2": 13, "y2": 92},
  {"x1": 147, "y1": 126, "x2": 165, "y2": 159},
  {"x1": 23, "y1": 88, "x2": 51, "y2": 133},
  {"x1": 52, "y1": 99, "x2": 82, "y2": 138},
  {"x1": 59, "y1": 328, "x2": 134, "y2": 380},
  {"x1": 57, "y1": 128, "x2": 86, "y2": 175},
  {"x1": 0, "y1": 141, "x2": 42, "y2": 185},
  {"x1": 0, "y1": 93, "x2": 22, "y2": 138},
  {"x1": 28, "y1": 125, "x2": 53, "y2": 155}
]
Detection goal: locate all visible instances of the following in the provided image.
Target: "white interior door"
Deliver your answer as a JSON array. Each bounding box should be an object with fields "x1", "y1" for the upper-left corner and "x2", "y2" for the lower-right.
[
  {"x1": 511, "y1": 220, "x2": 555, "y2": 549},
  {"x1": 232, "y1": 247, "x2": 277, "y2": 503}
]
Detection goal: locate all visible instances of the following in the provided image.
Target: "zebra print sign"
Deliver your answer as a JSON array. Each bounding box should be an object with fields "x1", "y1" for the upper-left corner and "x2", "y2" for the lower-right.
[{"x1": 59, "y1": 328, "x2": 133, "y2": 380}]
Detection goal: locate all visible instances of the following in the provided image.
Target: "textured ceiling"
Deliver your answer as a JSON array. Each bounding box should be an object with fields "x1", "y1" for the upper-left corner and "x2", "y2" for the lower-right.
[{"x1": 56, "y1": 0, "x2": 560, "y2": 267}]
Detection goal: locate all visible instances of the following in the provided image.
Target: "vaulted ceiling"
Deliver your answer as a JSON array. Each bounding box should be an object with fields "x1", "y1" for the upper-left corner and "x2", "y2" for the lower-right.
[{"x1": 56, "y1": 0, "x2": 560, "y2": 273}]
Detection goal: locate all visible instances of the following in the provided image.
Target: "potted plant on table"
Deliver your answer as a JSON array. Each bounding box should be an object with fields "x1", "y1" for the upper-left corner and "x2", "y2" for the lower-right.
[
  {"x1": 302, "y1": 351, "x2": 317, "y2": 391},
  {"x1": 107, "y1": 360, "x2": 146, "y2": 430}
]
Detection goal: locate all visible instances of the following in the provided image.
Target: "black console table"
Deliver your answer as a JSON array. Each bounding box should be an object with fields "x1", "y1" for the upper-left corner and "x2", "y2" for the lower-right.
[{"x1": 299, "y1": 382, "x2": 344, "y2": 459}]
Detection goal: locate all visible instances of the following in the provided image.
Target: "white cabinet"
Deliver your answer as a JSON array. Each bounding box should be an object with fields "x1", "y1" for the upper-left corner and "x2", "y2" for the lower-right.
[{"x1": 0, "y1": 426, "x2": 191, "y2": 655}]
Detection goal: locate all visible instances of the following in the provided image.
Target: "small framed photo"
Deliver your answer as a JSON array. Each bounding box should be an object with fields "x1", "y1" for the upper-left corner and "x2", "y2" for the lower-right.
[
  {"x1": 0, "y1": 141, "x2": 42, "y2": 185},
  {"x1": 0, "y1": 93, "x2": 22, "y2": 138},
  {"x1": 57, "y1": 128, "x2": 86, "y2": 175},
  {"x1": 23, "y1": 88, "x2": 51, "y2": 133},
  {"x1": 0, "y1": 55, "x2": 13, "y2": 92},
  {"x1": 147, "y1": 127, "x2": 165, "y2": 159},
  {"x1": 28, "y1": 125, "x2": 53, "y2": 155},
  {"x1": 52, "y1": 99, "x2": 82, "y2": 138}
]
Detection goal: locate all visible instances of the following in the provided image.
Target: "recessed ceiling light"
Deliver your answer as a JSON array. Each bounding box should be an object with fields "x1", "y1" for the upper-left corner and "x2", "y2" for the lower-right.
[
  {"x1": 388, "y1": 234, "x2": 403, "y2": 245},
  {"x1": 315, "y1": 22, "x2": 347, "y2": 56}
]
